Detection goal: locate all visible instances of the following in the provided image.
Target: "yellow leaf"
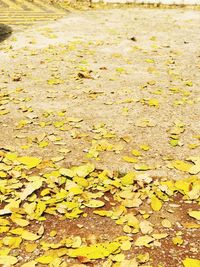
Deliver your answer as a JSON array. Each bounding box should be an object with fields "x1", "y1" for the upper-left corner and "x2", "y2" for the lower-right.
[
  {"x1": 0, "y1": 248, "x2": 11, "y2": 256},
  {"x1": 139, "y1": 221, "x2": 153, "y2": 234},
  {"x1": 17, "y1": 156, "x2": 41, "y2": 169},
  {"x1": 145, "y1": 59, "x2": 155, "y2": 63},
  {"x1": 3, "y1": 236, "x2": 22, "y2": 249},
  {"x1": 50, "y1": 230, "x2": 57, "y2": 237},
  {"x1": 150, "y1": 195, "x2": 162, "y2": 211},
  {"x1": 188, "y1": 157, "x2": 200, "y2": 175},
  {"x1": 11, "y1": 215, "x2": 29, "y2": 227},
  {"x1": 20, "y1": 180, "x2": 43, "y2": 200},
  {"x1": 182, "y1": 258, "x2": 200, "y2": 267},
  {"x1": 183, "y1": 222, "x2": 200, "y2": 229},
  {"x1": 121, "y1": 172, "x2": 135, "y2": 186},
  {"x1": 21, "y1": 230, "x2": 40, "y2": 241},
  {"x1": 172, "y1": 236, "x2": 183, "y2": 245},
  {"x1": 25, "y1": 243, "x2": 38, "y2": 253},
  {"x1": 188, "y1": 211, "x2": 200, "y2": 220},
  {"x1": 131, "y1": 150, "x2": 141, "y2": 157},
  {"x1": 59, "y1": 168, "x2": 74, "y2": 178},
  {"x1": 122, "y1": 156, "x2": 138, "y2": 163},
  {"x1": 140, "y1": 144, "x2": 151, "y2": 151},
  {"x1": 161, "y1": 219, "x2": 172, "y2": 228},
  {"x1": 148, "y1": 98, "x2": 159, "y2": 107},
  {"x1": 0, "y1": 255, "x2": 18, "y2": 265},
  {"x1": 47, "y1": 78, "x2": 64, "y2": 85},
  {"x1": 36, "y1": 255, "x2": 54, "y2": 264},
  {"x1": 134, "y1": 235, "x2": 154, "y2": 247},
  {"x1": 172, "y1": 160, "x2": 192, "y2": 172},
  {"x1": 0, "y1": 226, "x2": 10, "y2": 233},
  {"x1": 21, "y1": 261, "x2": 37, "y2": 267},
  {"x1": 39, "y1": 141, "x2": 49, "y2": 148},
  {"x1": 93, "y1": 210, "x2": 112, "y2": 217},
  {"x1": 10, "y1": 227, "x2": 24, "y2": 235},
  {"x1": 134, "y1": 164, "x2": 152, "y2": 171},
  {"x1": 119, "y1": 258, "x2": 138, "y2": 267},
  {"x1": 73, "y1": 176, "x2": 89, "y2": 187},
  {"x1": 175, "y1": 180, "x2": 190, "y2": 194},
  {"x1": 68, "y1": 242, "x2": 120, "y2": 259},
  {"x1": 85, "y1": 199, "x2": 105, "y2": 208},
  {"x1": 137, "y1": 253, "x2": 149, "y2": 263},
  {"x1": 121, "y1": 240, "x2": 132, "y2": 251},
  {"x1": 75, "y1": 163, "x2": 95, "y2": 177},
  {"x1": 152, "y1": 233, "x2": 168, "y2": 240}
]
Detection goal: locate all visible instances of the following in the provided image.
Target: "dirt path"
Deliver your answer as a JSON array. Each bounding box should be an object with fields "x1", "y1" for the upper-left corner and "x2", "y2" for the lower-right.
[{"x1": 0, "y1": 6, "x2": 200, "y2": 267}]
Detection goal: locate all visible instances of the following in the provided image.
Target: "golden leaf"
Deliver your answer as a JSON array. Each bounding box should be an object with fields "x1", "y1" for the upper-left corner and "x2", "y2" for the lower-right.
[
  {"x1": 17, "y1": 156, "x2": 41, "y2": 169},
  {"x1": 85, "y1": 200, "x2": 105, "y2": 208},
  {"x1": 0, "y1": 255, "x2": 18, "y2": 265},
  {"x1": 150, "y1": 195, "x2": 162, "y2": 211},
  {"x1": 36, "y1": 255, "x2": 54, "y2": 264},
  {"x1": 20, "y1": 180, "x2": 43, "y2": 201},
  {"x1": 121, "y1": 172, "x2": 135, "y2": 186},
  {"x1": 182, "y1": 258, "x2": 200, "y2": 267},
  {"x1": 161, "y1": 219, "x2": 172, "y2": 228},
  {"x1": 172, "y1": 236, "x2": 183, "y2": 245},
  {"x1": 21, "y1": 230, "x2": 40, "y2": 241},
  {"x1": 21, "y1": 261, "x2": 37, "y2": 267},
  {"x1": 68, "y1": 242, "x2": 120, "y2": 259},
  {"x1": 119, "y1": 258, "x2": 138, "y2": 267},
  {"x1": 122, "y1": 156, "x2": 138, "y2": 163},
  {"x1": 75, "y1": 163, "x2": 95, "y2": 178},
  {"x1": 188, "y1": 211, "x2": 200, "y2": 221},
  {"x1": 134, "y1": 235, "x2": 154, "y2": 247}
]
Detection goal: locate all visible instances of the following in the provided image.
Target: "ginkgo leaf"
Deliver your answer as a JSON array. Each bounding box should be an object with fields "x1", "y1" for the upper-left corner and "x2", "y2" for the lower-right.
[
  {"x1": 171, "y1": 160, "x2": 192, "y2": 172},
  {"x1": 21, "y1": 261, "x2": 37, "y2": 267},
  {"x1": 134, "y1": 235, "x2": 154, "y2": 247},
  {"x1": 68, "y1": 242, "x2": 120, "y2": 259},
  {"x1": 25, "y1": 243, "x2": 38, "y2": 253},
  {"x1": 182, "y1": 258, "x2": 200, "y2": 267},
  {"x1": 17, "y1": 156, "x2": 41, "y2": 169},
  {"x1": 148, "y1": 98, "x2": 159, "y2": 107},
  {"x1": 11, "y1": 216, "x2": 29, "y2": 227},
  {"x1": 59, "y1": 168, "x2": 74, "y2": 178},
  {"x1": 188, "y1": 211, "x2": 200, "y2": 220},
  {"x1": 139, "y1": 221, "x2": 153, "y2": 234},
  {"x1": 188, "y1": 157, "x2": 200, "y2": 174},
  {"x1": 119, "y1": 258, "x2": 138, "y2": 267},
  {"x1": 75, "y1": 163, "x2": 95, "y2": 177},
  {"x1": 172, "y1": 236, "x2": 183, "y2": 245},
  {"x1": 161, "y1": 219, "x2": 172, "y2": 228},
  {"x1": 151, "y1": 195, "x2": 162, "y2": 211},
  {"x1": 152, "y1": 233, "x2": 168, "y2": 239},
  {"x1": 20, "y1": 180, "x2": 43, "y2": 201},
  {"x1": 0, "y1": 255, "x2": 18, "y2": 265},
  {"x1": 21, "y1": 230, "x2": 41, "y2": 241},
  {"x1": 122, "y1": 156, "x2": 138, "y2": 163},
  {"x1": 121, "y1": 172, "x2": 135, "y2": 186},
  {"x1": 85, "y1": 200, "x2": 105, "y2": 208},
  {"x1": 36, "y1": 255, "x2": 54, "y2": 264}
]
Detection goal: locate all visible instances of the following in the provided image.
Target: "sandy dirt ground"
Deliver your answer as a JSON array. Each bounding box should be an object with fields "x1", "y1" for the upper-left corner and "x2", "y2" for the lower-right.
[{"x1": 0, "y1": 5, "x2": 200, "y2": 267}]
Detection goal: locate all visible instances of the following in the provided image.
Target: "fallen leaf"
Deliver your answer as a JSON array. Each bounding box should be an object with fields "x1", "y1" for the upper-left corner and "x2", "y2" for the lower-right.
[
  {"x1": 134, "y1": 235, "x2": 154, "y2": 247},
  {"x1": 0, "y1": 255, "x2": 18, "y2": 265},
  {"x1": 182, "y1": 258, "x2": 200, "y2": 267},
  {"x1": 17, "y1": 156, "x2": 41, "y2": 169},
  {"x1": 20, "y1": 180, "x2": 43, "y2": 201},
  {"x1": 151, "y1": 195, "x2": 162, "y2": 211},
  {"x1": 188, "y1": 211, "x2": 200, "y2": 221}
]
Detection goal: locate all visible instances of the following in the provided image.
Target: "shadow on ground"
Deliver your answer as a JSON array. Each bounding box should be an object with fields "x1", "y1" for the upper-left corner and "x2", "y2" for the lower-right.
[{"x1": 0, "y1": 24, "x2": 12, "y2": 43}]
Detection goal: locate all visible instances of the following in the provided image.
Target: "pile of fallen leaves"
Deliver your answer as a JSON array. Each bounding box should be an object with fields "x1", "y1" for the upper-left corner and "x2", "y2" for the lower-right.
[{"x1": 0, "y1": 151, "x2": 199, "y2": 266}]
